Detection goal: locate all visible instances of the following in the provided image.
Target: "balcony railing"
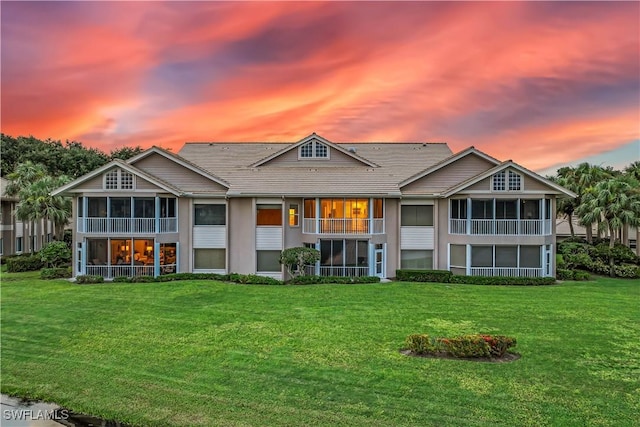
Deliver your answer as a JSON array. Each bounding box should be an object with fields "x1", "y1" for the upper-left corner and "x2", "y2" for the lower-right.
[
  {"x1": 449, "y1": 219, "x2": 551, "y2": 236},
  {"x1": 470, "y1": 267, "x2": 544, "y2": 277},
  {"x1": 85, "y1": 265, "x2": 155, "y2": 278},
  {"x1": 78, "y1": 217, "x2": 178, "y2": 234},
  {"x1": 302, "y1": 218, "x2": 384, "y2": 234},
  {"x1": 305, "y1": 265, "x2": 370, "y2": 277}
]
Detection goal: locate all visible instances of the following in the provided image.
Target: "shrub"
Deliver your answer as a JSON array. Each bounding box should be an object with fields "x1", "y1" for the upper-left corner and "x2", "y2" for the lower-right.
[
  {"x1": 75, "y1": 275, "x2": 104, "y2": 284},
  {"x1": 613, "y1": 264, "x2": 640, "y2": 279},
  {"x1": 6, "y1": 255, "x2": 44, "y2": 272},
  {"x1": 113, "y1": 276, "x2": 131, "y2": 283},
  {"x1": 40, "y1": 241, "x2": 71, "y2": 268},
  {"x1": 448, "y1": 276, "x2": 556, "y2": 286},
  {"x1": 572, "y1": 270, "x2": 591, "y2": 281},
  {"x1": 287, "y1": 275, "x2": 380, "y2": 285},
  {"x1": 405, "y1": 334, "x2": 439, "y2": 355},
  {"x1": 556, "y1": 269, "x2": 574, "y2": 280},
  {"x1": 395, "y1": 269, "x2": 452, "y2": 283},
  {"x1": 228, "y1": 274, "x2": 282, "y2": 285},
  {"x1": 405, "y1": 334, "x2": 517, "y2": 358},
  {"x1": 40, "y1": 267, "x2": 72, "y2": 280},
  {"x1": 279, "y1": 247, "x2": 320, "y2": 278}
]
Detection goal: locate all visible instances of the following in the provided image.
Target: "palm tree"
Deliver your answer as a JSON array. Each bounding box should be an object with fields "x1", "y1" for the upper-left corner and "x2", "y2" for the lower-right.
[
  {"x1": 551, "y1": 172, "x2": 578, "y2": 237},
  {"x1": 576, "y1": 175, "x2": 640, "y2": 276},
  {"x1": 573, "y1": 163, "x2": 613, "y2": 243},
  {"x1": 6, "y1": 162, "x2": 48, "y2": 253},
  {"x1": 6, "y1": 162, "x2": 72, "y2": 251}
]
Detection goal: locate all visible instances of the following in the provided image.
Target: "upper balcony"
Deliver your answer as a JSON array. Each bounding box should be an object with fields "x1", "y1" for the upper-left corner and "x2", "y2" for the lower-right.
[
  {"x1": 449, "y1": 218, "x2": 551, "y2": 236},
  {"x1": 302, "y1": 198, "x2": 385, "y2": 235},
  {"x1": 78, "y1": 217, "x2": 177, "y2": 234},
  {"x1": 449, "y1": 198, "x2": 552, "y2": 236},
  {"x1": 302, "y1": 218, "x2": 384, "y2": 235},
  {"x1": 77, "y1": 196, "x2": 178, "y2": 234}
]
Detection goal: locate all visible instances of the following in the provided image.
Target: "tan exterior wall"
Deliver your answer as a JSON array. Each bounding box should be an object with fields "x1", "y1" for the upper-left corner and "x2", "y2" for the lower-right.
[
  {"x1": 401, "y1": 154, "x2": 496, "y2": 195},
  {"x1": 385, "y1": 198, "x2": 400, "y2": 276},
  {"x1": 75, "y1": 175, "x2": 105, "y2": 191},
  {"x1": 133, "y1": 154, "x2": 227, "y2": 193},
  {"x1": 228, "y1": 198, "x2": 256, "y2": 274},
  {"x1": 177, "y1": 198, "x2": 192, "y2": 273},
  {"x1": 261, "y1": 146, "x2": 365, "y2": 167},
  {"x1": 283, "y1": 198, "x2": 303, "y2": 248}
]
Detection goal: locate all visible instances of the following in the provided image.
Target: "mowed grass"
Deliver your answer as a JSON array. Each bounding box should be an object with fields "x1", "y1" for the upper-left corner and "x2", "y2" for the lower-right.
[{"x1": 1, "y1": 272, "x2": 639, "y2": 427}]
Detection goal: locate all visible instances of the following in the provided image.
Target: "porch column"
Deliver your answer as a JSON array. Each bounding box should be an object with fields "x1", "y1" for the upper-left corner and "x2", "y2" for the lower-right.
[
  {"x1": 176, "y1": 242, "x2": 180, "y2": 273},
  {"x1": 155, "y1": 197, "x2": 160, "y2": 233},
  {"x1": 82, "y1": 197, "x2": 88, "y2": 233},
  {"x1": 466, "y1": 198, "x2": 471, "y2": 235},
  {"x1": 315, "y1": 198, "x2": 320, "y2": 234},
  {"x1": 466, "y1": 244, "x2": 471, "y2": 275},
  {"x1": 106, "y1": 198, "x2": 111, "y2": 233},
  {"x1": 154, "y1": 241, "x2": 160, "y2": 277}
]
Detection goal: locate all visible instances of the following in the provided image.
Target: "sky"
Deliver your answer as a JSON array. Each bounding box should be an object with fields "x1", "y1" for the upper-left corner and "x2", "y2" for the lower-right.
[{"x1": 1, "y1": 1, "x2": 639, "y2": 173}]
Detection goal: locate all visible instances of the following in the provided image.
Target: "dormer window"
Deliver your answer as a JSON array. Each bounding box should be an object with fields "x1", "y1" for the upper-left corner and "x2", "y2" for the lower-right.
[
  {"x1": 299, "y1": 140, "x2": 329, "y2": 159},
  {"x1": 104, "y1": 168, "x2": 134, "y2": 190},
  {"x1": 492, "y1": 170, "x2": 521, "y2": 191}
]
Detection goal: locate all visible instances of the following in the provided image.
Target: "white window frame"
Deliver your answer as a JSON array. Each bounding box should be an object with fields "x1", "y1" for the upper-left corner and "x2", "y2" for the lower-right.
[
  {"x1": 103, "y1": 168, "x2": 135, "y2": 190},
  {"x1": 492, "y1": 170, "x2": 523, "y2": 191},
  {"x1": 298, "y1": 141, "x2": 330, "y2": 160}
]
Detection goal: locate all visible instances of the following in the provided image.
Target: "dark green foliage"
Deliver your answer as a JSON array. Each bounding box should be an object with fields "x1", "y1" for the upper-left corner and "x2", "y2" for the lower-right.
[
  {"x1": 396, "y1": 269, "x2": 555, "y2": 285},
  {"x1": 112, "y1": 276, "x2": 131, "y2": 283},
  {"x1": 156, "y1": 273, "x2": 229, "y2": 282},
  {"x1": 405, "y1": 334, "x2": 517, "y2": 358},
  {"x1": 613, "y1": 264, "x2": 640, "y2": 278},
  {"x1": 128, "y1": 276, "x2": 157, "y2": 283},
  {"x1": 557, "y1": 269, "x2": 574, "y2": 280},
  {"x1": 75, "y1": 275, "x2": 104, "y2": 284},
  {"x1": 40, "y1": 267, "x2": 72, "y2": 280},
  {"x1": 109, "y1": 146, "x2": 144, "y2": 161},
  {"x1": 287, "y1": 275, "x2": 381, "y2": 285},
  {"x1": 1, "y1": 134, "x2": 109, "y2": 178},
  {"x1": 395, "y1": 269, "x2": 453, "y2": 282},
  {"x1": 6, "y1": 255, "x2": 44, "y2": 272},
  {"x1": 227, "y1": 273, "x2": 282, "y2": 285},
  {"x1": 448, "y1": 276, "x2": 556, "y2": 286},
  {"x1": 39, "y1": 241, "x2": 71, "y2": 268},
  {"x1": 572, "y1": 271, "x2": 591, "y2": 281},
  {"x1": 557, "y1": 240, "x2": 640, "y2": 278},
  {"x1": 279, "y1": 247, "x2": 321, "y2": 278}
]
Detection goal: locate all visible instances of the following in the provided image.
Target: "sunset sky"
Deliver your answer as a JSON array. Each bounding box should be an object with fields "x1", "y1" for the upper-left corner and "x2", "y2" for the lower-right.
[{"x1": 1, "y1": 1, "x2": 639, "y2": 173}]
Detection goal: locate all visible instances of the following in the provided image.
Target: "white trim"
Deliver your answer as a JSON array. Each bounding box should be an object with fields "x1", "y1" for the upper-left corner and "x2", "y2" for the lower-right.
[{"x1": 442, "y1": 161, "x2": 577, "y2": 198}]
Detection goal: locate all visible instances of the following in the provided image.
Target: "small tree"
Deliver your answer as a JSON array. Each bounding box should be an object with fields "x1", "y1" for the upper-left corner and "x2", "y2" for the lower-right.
[
  {"x1": 40, "y1": 241, "x2": 72, "y2": 268},
  {"x1": 280, "y1": 247, "x2": 320, "y2": 278}
]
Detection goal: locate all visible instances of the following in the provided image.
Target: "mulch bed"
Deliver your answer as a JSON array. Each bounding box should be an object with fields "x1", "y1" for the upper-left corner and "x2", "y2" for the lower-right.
[{"x1": 400, "y1": 349, "x2": 521, "y2": 363}]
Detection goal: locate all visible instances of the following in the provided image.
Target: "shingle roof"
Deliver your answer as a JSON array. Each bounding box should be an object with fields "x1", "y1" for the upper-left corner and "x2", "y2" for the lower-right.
[{"x1": 178, "y1": 141, "x2": 453, "y2": 197}]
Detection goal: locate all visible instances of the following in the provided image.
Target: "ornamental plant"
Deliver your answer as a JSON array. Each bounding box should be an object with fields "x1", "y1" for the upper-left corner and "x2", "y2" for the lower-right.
[{"x1": 279, "y1": 247, "x2": 320, "y2": 278}]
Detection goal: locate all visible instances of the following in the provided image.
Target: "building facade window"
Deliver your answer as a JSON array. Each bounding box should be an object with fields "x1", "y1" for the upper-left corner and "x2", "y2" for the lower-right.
[
  {"x1": 16, "y1": 237, "x2": 23, "y2": 252},
  {"x1": 257, "y1": 204, "x2": 282, "y2": 226},
  {"x1": 194, "y1": 248, "x2": 225, "y2": 270},
  {"x1": 493, "y1": 170, "x2": 522, "y2": 191},
  {"x1": 104, "y1": 168, "x2": 134, "y2": 190},
  {"x1": 195, "y1": 204, "x2": 226, "y2": 225},
  {"x1": 257, "y1": 250, "x2": 281, "y2": 272},
  {"x1": 289, "y1": 204, "x2": 299, "y2": 227},
  {"x1": 299, "y1": 141, "x2": 329, "y2": 159},
  {"x1": 401, "y1": 205, "x2": 433, "y2": 226},
  {"x1": 400, "y1": 250, "x2": 433, "y2": 269}
]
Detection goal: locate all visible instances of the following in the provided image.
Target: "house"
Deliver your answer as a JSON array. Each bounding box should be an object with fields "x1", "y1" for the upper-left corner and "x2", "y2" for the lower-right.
[
  {"x1": 52, "y1": 133, "x2": 576, "y2": 280},
  {"x1": 1, "y1": 177, "x2": 54, "y2": 256}
]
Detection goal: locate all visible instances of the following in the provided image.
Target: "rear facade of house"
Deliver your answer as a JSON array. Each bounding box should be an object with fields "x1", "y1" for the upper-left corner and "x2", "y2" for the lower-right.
[{"x1": 53, "y1": 134, "x2": 575, "y2": 280}]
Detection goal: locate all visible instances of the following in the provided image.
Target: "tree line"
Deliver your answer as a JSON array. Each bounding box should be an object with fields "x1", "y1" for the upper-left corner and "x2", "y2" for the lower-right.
[
  {"x1": 1, "y1": 134, "x2": 144, "y2": 179},
  {"x1": 1, "y1": 134, "x2": 144, "y2": 252}
]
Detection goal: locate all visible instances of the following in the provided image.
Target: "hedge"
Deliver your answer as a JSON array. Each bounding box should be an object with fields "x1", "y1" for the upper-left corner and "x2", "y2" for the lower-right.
[
  {"x1": 6, "y1": 255, "x2": 44, "y2": 272},
  {"x1": 395, "y1": 269, "x2": 452, "y2": 283},
  {"x1": 396, "y1": 269, "x2": 556, "y2": 286},
  {"x1": 287, "y1": 275, "x2": 380, "y2": 285},
  {"x1": 405, "y1": 334, "x2": 517, "y2": 358},
  {"x1": 41, "y1": 267, "x2": 72, "y2": 280},
  {"x1": 75, "y1": 275, "x2": 104, "y2": 284}
]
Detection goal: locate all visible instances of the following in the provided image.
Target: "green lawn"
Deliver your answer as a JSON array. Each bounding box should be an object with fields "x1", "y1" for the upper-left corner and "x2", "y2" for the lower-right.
[{"x1": 1, "y1": 273, "x2": 639, "y2": 426}]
